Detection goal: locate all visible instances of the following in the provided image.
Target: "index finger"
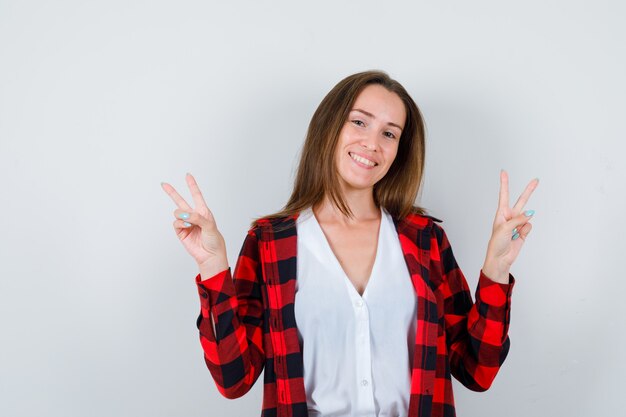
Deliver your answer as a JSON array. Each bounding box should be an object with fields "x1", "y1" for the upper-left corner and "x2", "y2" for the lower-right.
[
  {"x1": 161, "y1": 181, "x2": 193, "y2": 211},
  {"x1": 185, "y1": 173, "x2": 209, "y2": 210},
  {"x1": 497, "y1": 169, "x2": 509, "y2": 210}
]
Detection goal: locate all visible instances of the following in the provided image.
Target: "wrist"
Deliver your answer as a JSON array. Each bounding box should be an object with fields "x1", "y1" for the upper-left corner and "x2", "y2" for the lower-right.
[
  {"x1": 481, "y1": 258, "x2": 510, "y2": 284},
  {"x1": 198, "y1": 258, "x2": 229, "y2": 280}
]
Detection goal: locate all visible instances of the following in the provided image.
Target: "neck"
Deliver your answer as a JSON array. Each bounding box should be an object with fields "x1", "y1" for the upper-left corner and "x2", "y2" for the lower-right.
[{"x1": 313, "y1": 188, "x2": 380, "y2": 226}]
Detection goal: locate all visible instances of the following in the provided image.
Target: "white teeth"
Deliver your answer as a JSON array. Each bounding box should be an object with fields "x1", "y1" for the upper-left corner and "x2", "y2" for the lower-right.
[{"x1": 349, "y1": 152, "x2": 377, "y2": 167}]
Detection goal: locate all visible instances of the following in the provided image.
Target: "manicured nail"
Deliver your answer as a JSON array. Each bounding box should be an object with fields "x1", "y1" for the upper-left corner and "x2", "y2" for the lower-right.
[
  {"x1": 183, "y1": 222, "x2": 191, "y2": 227},
  {"x1": 179, "y1": 212, "x2": 189, "y2": 220},
  {"x1": 512, "y1": 228, "x2": 518, "y2": 234},
  {"x1": 524, "y1": 210, "x2": 535, "y2": 217},
  {"x1": 512, "y1": 232, "x2": 520, "y2": 240}
]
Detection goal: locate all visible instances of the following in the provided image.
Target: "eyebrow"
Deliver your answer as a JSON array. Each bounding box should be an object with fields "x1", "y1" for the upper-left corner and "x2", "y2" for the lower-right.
[{"x1": 351, "y1": 108, "x2": 403, "y2": 132}]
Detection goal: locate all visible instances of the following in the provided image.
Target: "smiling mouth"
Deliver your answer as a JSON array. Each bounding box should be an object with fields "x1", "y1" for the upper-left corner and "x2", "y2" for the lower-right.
[{"x1": 349, "y1": 152, "x2": 378, "y2": 167}]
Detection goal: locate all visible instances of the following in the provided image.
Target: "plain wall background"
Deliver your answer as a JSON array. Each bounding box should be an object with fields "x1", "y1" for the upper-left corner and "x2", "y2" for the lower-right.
[{"x1": 1, "y1": 0, "x2": 624, "y2": 416}]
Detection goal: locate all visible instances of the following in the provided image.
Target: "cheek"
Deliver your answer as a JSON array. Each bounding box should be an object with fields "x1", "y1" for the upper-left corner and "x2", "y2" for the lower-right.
[
  {"x1": 384, "y1": 143, "x2": 400, "y2": 164},
  {"x1": 333, "y1": 148, "x2": 346, "y2": 173},
  {"x1": 334, "y1": 145, "x2": 344, "y2": 162},
  {"x1": 392, "y1": 148, "x2": 400, "y2": 162},
  {"x1": 335, "y1": 136, "x2": 352, "y2": 159}
]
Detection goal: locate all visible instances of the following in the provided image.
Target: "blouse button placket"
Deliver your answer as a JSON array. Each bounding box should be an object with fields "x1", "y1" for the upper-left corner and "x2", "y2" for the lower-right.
[{"x1": 353, "y1": 297, "x2": 375, "y2": 413}]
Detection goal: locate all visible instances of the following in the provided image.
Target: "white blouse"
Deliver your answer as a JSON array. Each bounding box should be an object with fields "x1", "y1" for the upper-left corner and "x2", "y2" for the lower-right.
[{"x1": 294, "y1": 206, "x2": 418, "y2": 417}]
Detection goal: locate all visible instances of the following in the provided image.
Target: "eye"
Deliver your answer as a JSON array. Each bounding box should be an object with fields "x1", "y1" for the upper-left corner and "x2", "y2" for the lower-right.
[
  {"x1": 351, "y1": 119, "x2": 365, "y2": 127},
  {"x1": 384, "y1": 131, "x2": 397, "y2": 139}
]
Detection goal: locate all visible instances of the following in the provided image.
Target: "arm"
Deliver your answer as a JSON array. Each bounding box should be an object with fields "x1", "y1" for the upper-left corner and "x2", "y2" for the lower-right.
[
  {"x1": 195, "y1": 228, "x2": 265, "y2": 399},
  {"x1": 433, "y1": 222, "x2": 515, "y2": 392}
]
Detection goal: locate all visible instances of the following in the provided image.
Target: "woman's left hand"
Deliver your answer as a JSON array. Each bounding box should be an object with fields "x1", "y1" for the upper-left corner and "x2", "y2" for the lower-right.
[{"x1": 482, "y1": 170, "x2": 539, "y2": 284}]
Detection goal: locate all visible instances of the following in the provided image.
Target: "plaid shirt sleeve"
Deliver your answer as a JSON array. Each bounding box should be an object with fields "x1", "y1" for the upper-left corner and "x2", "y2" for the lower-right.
[
  {"x1": 194, "y1": 228, "x2": 265, "y2": 399},
  {"x1": 432, "y1": 222, "x2": 515, "y2": 392}
]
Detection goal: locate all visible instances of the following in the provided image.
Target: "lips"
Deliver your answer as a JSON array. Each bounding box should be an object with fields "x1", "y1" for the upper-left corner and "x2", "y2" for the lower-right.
[{"x1": 349, "y1": 152, "x2": 378, "y2": 167}]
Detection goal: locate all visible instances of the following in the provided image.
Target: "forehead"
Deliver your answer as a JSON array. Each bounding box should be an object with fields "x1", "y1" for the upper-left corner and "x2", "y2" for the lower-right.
[{"x1": 352, "y1": 84, "x2": 406, "y2": 125}]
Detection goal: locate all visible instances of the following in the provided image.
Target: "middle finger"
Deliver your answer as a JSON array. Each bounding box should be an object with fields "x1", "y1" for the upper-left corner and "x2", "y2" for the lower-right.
[
  {"x1": 512, "y1": 178, "x2": 539, "y2": 214},
  {"x1": 186, "y1": 173, "x2": 209, "y2": 210}
]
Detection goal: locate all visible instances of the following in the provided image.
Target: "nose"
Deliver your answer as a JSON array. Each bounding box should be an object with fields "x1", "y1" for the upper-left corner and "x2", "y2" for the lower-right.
[{"x1": 359, "y1": 129, "x2": 379, "y2": 151}]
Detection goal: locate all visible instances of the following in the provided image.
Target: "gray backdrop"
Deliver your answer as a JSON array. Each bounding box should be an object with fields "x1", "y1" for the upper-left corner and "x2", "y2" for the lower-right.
[{"x1": 1, "y1": 0, "x2": 624, "y2": 416}]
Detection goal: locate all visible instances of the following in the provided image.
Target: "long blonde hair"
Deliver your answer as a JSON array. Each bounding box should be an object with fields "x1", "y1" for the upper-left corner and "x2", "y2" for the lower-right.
[{"x1": 250, "y1": 70, "x2": 430, "y2": 230}]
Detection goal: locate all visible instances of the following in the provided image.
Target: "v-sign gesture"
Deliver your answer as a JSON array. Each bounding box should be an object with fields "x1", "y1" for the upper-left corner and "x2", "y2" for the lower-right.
[
  {"x1": 161, "y1": 173, "x2": 229, "y2": 275},
  {"x1": 482, "y1": 170, "x2": 539, "y2": 284}
]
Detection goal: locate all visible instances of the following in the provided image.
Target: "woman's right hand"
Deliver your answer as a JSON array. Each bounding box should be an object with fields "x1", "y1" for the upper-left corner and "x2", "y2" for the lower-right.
[{"x1": 161, "y1": 173, "x2": 228, "y2": 271}]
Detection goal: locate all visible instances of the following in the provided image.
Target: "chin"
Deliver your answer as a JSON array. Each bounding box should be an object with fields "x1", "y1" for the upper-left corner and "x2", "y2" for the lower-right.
[
  {"x1": 341, "y1": 177, "x2": 377, "y2": 191},
  {"x1": 336, "y1": 161, "x2": 382, "y2": 190}
]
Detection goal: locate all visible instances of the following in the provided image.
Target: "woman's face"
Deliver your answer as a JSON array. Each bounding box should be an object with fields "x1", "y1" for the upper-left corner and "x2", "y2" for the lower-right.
[{"x1": 334, "y1": 84, "x2": 406, "y2": 194}]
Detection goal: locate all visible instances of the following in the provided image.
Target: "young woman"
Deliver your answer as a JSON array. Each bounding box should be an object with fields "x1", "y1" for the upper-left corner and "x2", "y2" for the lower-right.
[{"x1": 161, "y1": 70, "x2": 538, "y2": 417}]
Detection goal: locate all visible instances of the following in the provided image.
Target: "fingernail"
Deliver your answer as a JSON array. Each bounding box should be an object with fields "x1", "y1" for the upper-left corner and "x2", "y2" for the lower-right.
[
  {"x1": 524, "y1": 210, "x2": 535, "y2": 217},
  {"x1": 512, "y1": 228, "x2": 518, "y2": 234},
  {"x1": 183, "y1": 222, "x2": 191, "y2": 227},
  {"x1": 179, "y1": 212, "x2": 189, "y2": 220},
  {"x1": 512, "y1": 232, "x2": 520, "y2": 240}
]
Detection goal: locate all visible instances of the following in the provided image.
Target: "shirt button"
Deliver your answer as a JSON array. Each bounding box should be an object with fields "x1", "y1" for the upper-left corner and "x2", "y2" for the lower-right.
[
  {"x1": 355, "y1": 300, "x2": 363, "y2": 307},
  {"x1": 361, "y1": 379, "x2": 368, "y2": 386}
]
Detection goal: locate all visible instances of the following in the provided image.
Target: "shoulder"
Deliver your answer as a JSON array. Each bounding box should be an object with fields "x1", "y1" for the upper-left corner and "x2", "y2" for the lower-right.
[
  {"x1": 413, "y1": 210, "x2": 443, "y2": 227},
  {"x1": 389, "y1": 208, "x2": 442, "y2": 245},
  {"x1": 249, "y1": 212, "x2": 300, "y2": 239},
  {"x1": 397, "y1": 208, "x2": 443, "y2": 228}
]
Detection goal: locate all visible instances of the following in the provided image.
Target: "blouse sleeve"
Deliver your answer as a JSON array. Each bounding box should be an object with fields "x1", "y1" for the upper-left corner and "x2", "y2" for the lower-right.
[
  {"x1": 432, "y1": 222, "x2": 515, "y2": 391},
  {"x1": 194, "y1": 228, "x2": 266, "y2": 399}
]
